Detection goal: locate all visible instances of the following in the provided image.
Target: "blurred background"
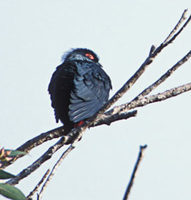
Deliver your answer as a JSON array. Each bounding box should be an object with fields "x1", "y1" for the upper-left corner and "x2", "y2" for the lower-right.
[{"x1": 0, "y1": 0, "x2": 190, "y2": 199}]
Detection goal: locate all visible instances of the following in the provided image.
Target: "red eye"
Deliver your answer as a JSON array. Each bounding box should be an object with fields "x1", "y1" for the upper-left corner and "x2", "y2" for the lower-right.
[{"x1": 85, "y1": 53, "x2": 94, "y2": 60}]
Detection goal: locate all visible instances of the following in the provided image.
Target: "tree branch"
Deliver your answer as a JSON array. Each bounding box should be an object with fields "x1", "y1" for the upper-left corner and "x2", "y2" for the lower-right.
[
  {"x1": 37, "y1": 145, "x2": 75, "y2": 200},
  {"x1": 136, "y1": 82, "x2": 191, "y2": 108},
  {"x1": 95, "y1": 10, "x2": 190, "y2": 115},
  {"x1": 93, "y1": 110, "x2": 137, "y2": 126},
  {"x1": 107, "y1": 50, "x2": 191, "y2": 116},
  {"x1": 7, "y1": 137, "x2": 67, "y2": 185},
  {"x1": 163, "y1": 13, "x2": 191, "y2": 47},
  {"x1": 110, "y1": 82, "x2": 191, "y2": 117},
  {"x1": 123, "y1": 145, "x2": 147, "y2": 200},
  {"x1": 163, "y1": 9, "x2": 188, "y2": 43},
  {"x1": 0, "y1": 110, "x2": 137, "y2": 170},
  {"x1": 134, "y1": 50, "x2": 191, "y2": 101},
  {"x1": 27, "y1": 169, "x2": 50, "y2": 200}
]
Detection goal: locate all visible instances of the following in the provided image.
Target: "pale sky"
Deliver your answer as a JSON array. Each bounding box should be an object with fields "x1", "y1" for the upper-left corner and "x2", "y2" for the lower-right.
[{"x1": 0, "y1": 0, "x2": 191, "y2": 200}]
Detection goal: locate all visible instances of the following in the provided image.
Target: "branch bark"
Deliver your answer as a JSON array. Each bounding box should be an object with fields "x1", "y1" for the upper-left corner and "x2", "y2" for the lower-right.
[
  {"x1": 123, "y1": 145, "x2": 147, "y2": 200},
  {"x1": 27, "y1": 169, "x2": 50, "y2": 200},
  {"x1": 37, "y1": 145, "x2": 75, "y2": 200}
]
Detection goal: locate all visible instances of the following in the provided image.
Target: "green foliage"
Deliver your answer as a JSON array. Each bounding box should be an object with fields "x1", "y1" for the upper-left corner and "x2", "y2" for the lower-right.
[
  {"x1": 8, "y1": 150, "x2": 26, "y2": 157},
  {"x1": 0, "y1": 183, "x2": 26, "y2": 200},
  {"x1": 0, "y1": 148, "x2": 26, "y2": 200},
  {"x1": 0, "y1": 148, "x2": 26, "y2": 162},
  {"x1": 0, "y1": 170, "x2": 15, "y2": 179}
]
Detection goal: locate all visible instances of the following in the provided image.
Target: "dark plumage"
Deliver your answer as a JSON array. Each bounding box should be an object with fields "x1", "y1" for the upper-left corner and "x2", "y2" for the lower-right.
[{"x1": 48, "y1": 48, "x2": 112, "y2": 133}]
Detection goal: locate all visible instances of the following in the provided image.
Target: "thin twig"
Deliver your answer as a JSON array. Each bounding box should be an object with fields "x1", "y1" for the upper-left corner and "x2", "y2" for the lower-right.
[
  {"x1": 120, "y1": 82, "x2": 191, "y2": 113},
  {"x1": 17, "y1": 127, "x2": 65, "y2": 153},
  {"x1": 0, "y1": 126, "x2": 65, "y2": 169},
  {"x1": 100, "y1": 45, "x2": 155, "y2": 113},
  {"x1": 163, "y1": 9, "x2": 188, "y2": 43},
  {"x1": 107, "y1": 50, "x2": 191, "y2": 115},
  {"x1": 7, "y1": 137, "x2": 67, "y2": 185},
  {"x1": 37, "y1": 145, "x2": 75, "y2": 200},
  {"x1": 123, "y1": 145, "x2": 147, "y2": 200},
  {"x1": 163, "y1": 14, "x2": 191, "y2": 47},
  {"x1": 152, "y1": 14, "x2": 191, "y2": 58},
  {"x1": 93, "y1": 110, "x2": 137, "y2": 126},
  {"x1": 0, "y1": 111, "x2": 137, "y2": 169},
  {"x1": 27, "y1": 169, "x2": 50, "y2": 200},
  {"x1": 134, "y1": 50, "x2": 191, "y2": 100},
  {"x1": 96, "y1": 12, "x2": 191, "y2": 116}
]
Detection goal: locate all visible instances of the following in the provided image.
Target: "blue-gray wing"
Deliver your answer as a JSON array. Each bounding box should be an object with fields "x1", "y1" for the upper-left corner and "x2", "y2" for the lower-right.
[{"x1": 69, "y1": 62, "x2": 112, "y2": 122}]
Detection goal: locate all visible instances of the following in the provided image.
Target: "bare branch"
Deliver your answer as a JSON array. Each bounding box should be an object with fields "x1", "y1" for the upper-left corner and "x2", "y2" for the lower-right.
[
  {"x1": 163, "y1": 9, "x2": 188, "y2": 43},
  {"x1": 0, "y1": 127, "x2": 65, "y2": 169},
  {"x1": 0, "y1": 110, "x2": 137, "y2": 170},
  {"x1": 134, "y1": 50, "x2": 191, "y2": 100},
  {"x1": 7, "y1": 137, "x2": 67, "y2": 185},
  {"x1": 123, "y1": 145, "x2": 147, "y2": 200},
  {"x1": 163, "y1": 14, "x2": 191, "y2": 47},
  {"x1": 107, "y1": 50, "x2": 191, "y2": 115},
  {"x1": 37, "y1": 145, "x2": 75, "y2": 200},
  {"x1": 93, "y1": 110, "x2": 137, "y2": 126},
  {"x1": 27, "y1": 169, "x2": 50, "y2": 200},
  {"x1": 97, "y1": 12, "x2": 191, "y2": 114},
  {"x1": 17, "y1": 127, "x2": 65, "y2": 153},
  {"x1": 119, "y1": 82, "x2": 191, "y2": 114},
  {"x1": 138, "y1": 82, "x2": 191, "y2": 106}
]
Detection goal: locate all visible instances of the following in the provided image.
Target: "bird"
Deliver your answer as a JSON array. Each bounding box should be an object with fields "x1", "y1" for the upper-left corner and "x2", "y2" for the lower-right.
[{"x1": 48, "y1": 48, "x2": 112, "y2": 137}]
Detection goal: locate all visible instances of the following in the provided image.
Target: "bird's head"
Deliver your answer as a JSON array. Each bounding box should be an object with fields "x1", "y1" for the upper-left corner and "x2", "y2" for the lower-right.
[{"x1": 62, "y1": 48, "x2": 99, "y2": 63}]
